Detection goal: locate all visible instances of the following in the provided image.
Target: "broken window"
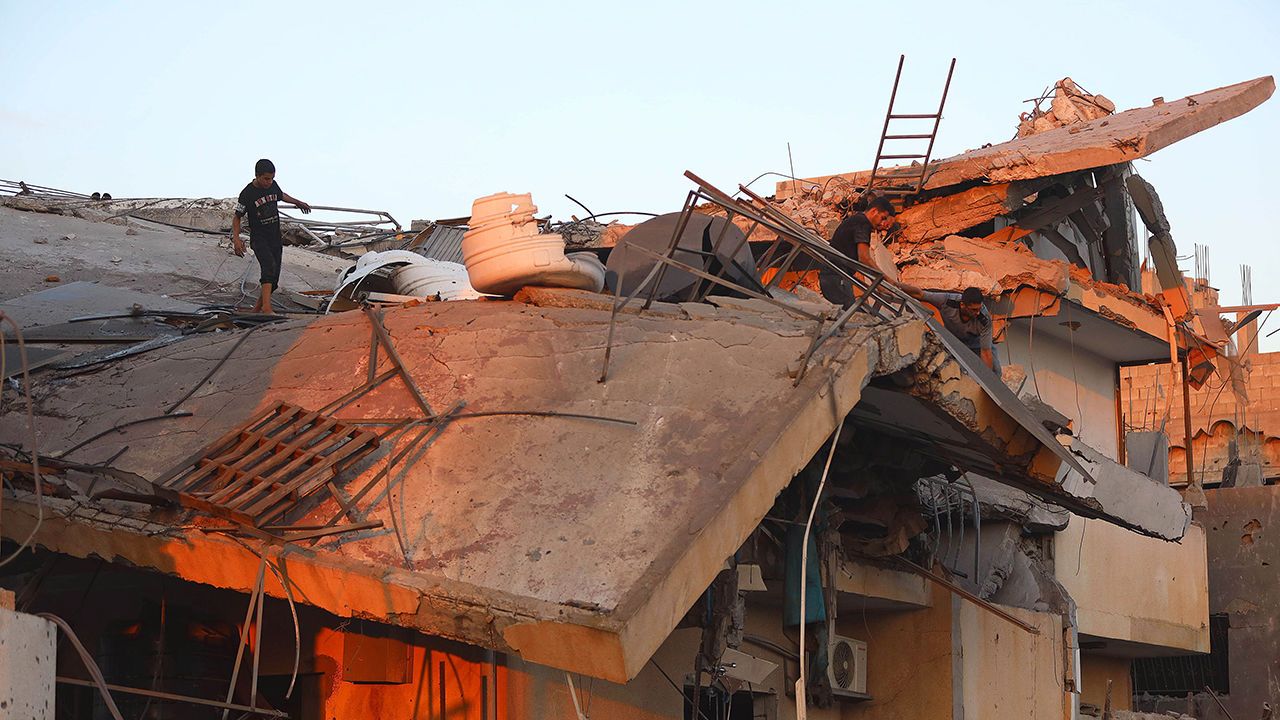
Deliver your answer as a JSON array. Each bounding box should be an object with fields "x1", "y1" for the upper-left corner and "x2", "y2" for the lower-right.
[{"x1": 1131, "y1": 613, "x2": 1230, "y2": 695}]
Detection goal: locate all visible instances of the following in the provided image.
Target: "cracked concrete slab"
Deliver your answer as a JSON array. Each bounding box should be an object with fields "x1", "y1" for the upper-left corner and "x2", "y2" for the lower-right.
[{"x1": 1, "y1": 297, "x2": 926, "y2": 682}]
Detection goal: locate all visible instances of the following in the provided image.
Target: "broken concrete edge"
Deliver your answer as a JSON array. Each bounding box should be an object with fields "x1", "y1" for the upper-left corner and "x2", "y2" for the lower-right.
[
  {"x1": 0, "y1": 317, "x2": 927, "y2": 685},
  {"x1": 902, "y1": 235, "x2": 1174, "y2": 347},
  {"x1": 907, "y1": 334, "x2": 1190, "y2": 541},
  {"x1": 0, "y1": 498, "x2": 643, "y2": 680},
  {"x1": 584, "y1": 318, "x2": 928, "y2": 680},
  {"x1": 835, "y1": 554, "x2": 933, "y2": 609},
  {"x1": 965, "y1": 473, "x2": 1070, "y2": 533},
  {"x1": 1065, "y1": 439, "x2": 1192, "y2": 542},
  {"x1": 893, "y1": 177, "x2": 1056, "y2": 245},
  {"x1": 776, "y1": 76, "x2": 1276, "y2": 199}
]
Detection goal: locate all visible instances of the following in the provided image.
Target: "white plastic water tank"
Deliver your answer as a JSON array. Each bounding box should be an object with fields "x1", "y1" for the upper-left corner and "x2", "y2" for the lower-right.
[{"x1": 390, "y1": 260, "x2": 485, "y2": 301}]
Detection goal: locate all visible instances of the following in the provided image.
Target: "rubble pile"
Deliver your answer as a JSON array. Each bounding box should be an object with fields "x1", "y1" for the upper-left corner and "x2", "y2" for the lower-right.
[{"x1": 1016, "y1": 77, "x2": 1117, "y2": 138}]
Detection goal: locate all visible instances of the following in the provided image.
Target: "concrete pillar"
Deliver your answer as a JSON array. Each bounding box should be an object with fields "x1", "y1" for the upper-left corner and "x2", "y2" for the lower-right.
[{"x1": 0, "y1": 602, "x2": 57, "y2": 719}]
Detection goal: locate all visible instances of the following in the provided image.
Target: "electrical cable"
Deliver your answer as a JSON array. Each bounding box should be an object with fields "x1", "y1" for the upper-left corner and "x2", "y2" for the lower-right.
[
  {"x1": 797, "y1": 414, "x2": 845, "y2": 718},
  {"x1": 227, "y1": 534, "x2": 302, "y2": 700},
  {"x1": 54, "y1": 412, "x2": 193, "y2": 459},
  {"x1": 38, "y1": 613, "x2": 126, "y2": 720},
  {"x1": 164, "y1": 323, "x2": 271, "y2": 414}
]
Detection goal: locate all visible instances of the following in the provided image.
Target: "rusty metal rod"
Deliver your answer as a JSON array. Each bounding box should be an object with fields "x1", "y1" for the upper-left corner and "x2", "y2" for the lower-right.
[
  {"x1": 897, "y1": 557, "x2": 1040, "y2": 635},
  {"x1": 56, "y1": 677, "x2": 288, "y2": 718},
  {"x1": 362, "y1": 305, "x2": 434, "y2": 418},
  {"x1": 1182, "y1": 354, "x2": 1196, "y2": 489},
  {"x1": 1203, "y1": 685, "x2": 1236, "y2": 720}
]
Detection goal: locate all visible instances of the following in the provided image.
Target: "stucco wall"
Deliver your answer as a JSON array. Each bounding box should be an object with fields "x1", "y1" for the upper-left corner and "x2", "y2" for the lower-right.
[
  {"x1": 1202, "y1": 485, "x2": 1280, "y2": 718},
  {"x1": 956, "y1": 602, "x2": 1067, "y2": 719},
  {"x1": 839, "y1": 582, "x2": 957, "y2": 720},
  {"x1": 1055, "y1": 519, "x2": 1209, "y2": 653},
  {"x1": 1079, "y1": 653, "x2": 1133, "y2": 712},
  {"x1": 1001, "y1": 323, "x2": 1119, "y2": 457}
]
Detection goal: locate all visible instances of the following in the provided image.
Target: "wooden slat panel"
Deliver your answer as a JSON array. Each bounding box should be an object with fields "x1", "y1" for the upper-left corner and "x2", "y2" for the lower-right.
[
  {"x1": 217, "y1": 417, "x2": 340, "y2": 506},
  {"x1": 206, "y1": 412, "x2": 330, "y2": 502},
  {"x1": 156, "y1": 402, "x2": 381, "y2": 528},
  {"x1": 165, "y1": 405, "x2": 302, "y2": 491},
  {"x1": 244, "y1": 433, "x2": 379, "y2": 519},
  {"x1": 153, "y1": 402, "x2": 291, "y2": 486}
]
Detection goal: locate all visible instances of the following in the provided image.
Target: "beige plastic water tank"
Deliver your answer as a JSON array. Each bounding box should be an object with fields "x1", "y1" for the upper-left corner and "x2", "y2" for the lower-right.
[{"x1": 462, "y1": 192, "x2": 604, "y2": 296}]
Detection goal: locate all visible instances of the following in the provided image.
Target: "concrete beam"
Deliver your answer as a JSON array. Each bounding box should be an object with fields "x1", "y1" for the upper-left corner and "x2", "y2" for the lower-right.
[{"x1": 779, "y1": 76, "x2": 1274, "y2": 198}]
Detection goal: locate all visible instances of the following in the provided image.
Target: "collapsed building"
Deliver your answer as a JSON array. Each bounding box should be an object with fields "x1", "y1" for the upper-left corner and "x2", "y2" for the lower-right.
[
  {"x1": 0, "y1": 73, "x2": 1273, "y2": 719},
  {"x1": 1119, "y1": 272, "x2": 1280, "y2": 719}
]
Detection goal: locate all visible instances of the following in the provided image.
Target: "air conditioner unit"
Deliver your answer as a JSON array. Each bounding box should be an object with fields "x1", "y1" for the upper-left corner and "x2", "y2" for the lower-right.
[{"x1": 827, "y1": 634, "x2": 868, "y2": 697}]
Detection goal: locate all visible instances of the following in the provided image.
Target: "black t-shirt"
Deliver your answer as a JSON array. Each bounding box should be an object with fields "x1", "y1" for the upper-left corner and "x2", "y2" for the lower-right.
[
  {"x1": 235, "y1": 181, "x2": 285, "y2": 241},
  {"x1": 829, "y1": 212, "x2": 872, "y2": 259}
]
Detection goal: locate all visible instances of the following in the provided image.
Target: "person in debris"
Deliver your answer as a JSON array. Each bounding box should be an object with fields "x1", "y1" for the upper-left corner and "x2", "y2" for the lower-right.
[
  {"x1": 899, "y1": 284, "x2": 1000, "y2": 373},
  {"x1": 231, "y1": 158, "x2": 311, "y2": 315},
  {"x1": 818, "y1": 196, "x2": 897, "y2": 307}
]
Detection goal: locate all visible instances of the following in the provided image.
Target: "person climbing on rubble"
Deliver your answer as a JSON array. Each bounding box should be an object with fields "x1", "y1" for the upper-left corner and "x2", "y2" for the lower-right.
[
  {"x1": 818, "y1": 196, "x2": 897, "y2": 306},
  {"x1": 899, "y1": 284, "x2": 1001, "y2": 374},
  {"x1": 231, "y1": 158, "x2": 311, "y2": 315}
]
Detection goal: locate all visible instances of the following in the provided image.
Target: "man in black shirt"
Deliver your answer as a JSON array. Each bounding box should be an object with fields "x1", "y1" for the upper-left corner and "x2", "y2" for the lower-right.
[
  {"x1": 232, "y1": 158, "x2": 311, "y2": 315},
  {"x1": 818, "y1": 196, "x2": 897, "y2": 306}
]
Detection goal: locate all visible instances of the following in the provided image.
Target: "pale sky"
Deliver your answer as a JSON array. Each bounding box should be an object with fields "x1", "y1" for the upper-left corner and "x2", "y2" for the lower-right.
[{"x1": 2, "y1": 1, "x2": 1277, "y2": 341}]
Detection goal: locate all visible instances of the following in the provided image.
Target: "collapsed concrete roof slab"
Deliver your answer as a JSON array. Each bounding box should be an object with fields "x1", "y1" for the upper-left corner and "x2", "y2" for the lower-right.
[
  {"x1": 0, "y1": 291, "x2": 1190, "y2": 682},
  {"x1": 0, "y1": 298, "x2": 928, "y2": 682},
  {"x1": 778, "y1": 76, "x2": 1274, "y2": 198}
]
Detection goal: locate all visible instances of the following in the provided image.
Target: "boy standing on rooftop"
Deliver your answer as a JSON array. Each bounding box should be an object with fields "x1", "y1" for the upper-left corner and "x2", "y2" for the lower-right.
[{"x1": 231, "y1": 158, "x2": 311, "y2": 315}]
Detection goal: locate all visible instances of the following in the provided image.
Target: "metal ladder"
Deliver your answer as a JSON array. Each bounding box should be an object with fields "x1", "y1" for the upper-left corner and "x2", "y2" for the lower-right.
[{"x1": 865, "y1": 55, "x2": 957, "y2": 200}]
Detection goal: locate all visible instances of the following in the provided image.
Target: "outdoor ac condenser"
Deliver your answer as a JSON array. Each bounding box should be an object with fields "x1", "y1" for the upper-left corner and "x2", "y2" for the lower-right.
[{"x1": 827, "y1": 634, "x2": 868, "y2": 697}]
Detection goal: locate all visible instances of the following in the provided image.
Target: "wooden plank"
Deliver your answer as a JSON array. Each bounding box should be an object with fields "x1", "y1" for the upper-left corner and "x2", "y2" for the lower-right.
[
  {"x1": 246, "y1": 432, "x2": 379, "y2": 521},
  {"x1": 218, "y1": 425, "x2": 346, "y2": 509},
  {"x1": 246, "y1": 433, "x2": 378, "y2": 520},
  {"x1": 171, "y1": 489, "x2": 256, "y2": 526},
  {"x1": 206, "y1": 413, "x2": 334, "y2": 503},
  {"x1": 153, "y1": 402, "x2": 293, "y2": 487},
  {"x1": 170, "y1": 406, "x2": 305, "y2": 492}
]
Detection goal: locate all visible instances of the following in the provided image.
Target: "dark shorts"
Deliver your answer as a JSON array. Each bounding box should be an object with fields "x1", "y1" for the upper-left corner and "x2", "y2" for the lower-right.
[{"x1": 250, "y1": 233, "x2": 283, "y2": 287}]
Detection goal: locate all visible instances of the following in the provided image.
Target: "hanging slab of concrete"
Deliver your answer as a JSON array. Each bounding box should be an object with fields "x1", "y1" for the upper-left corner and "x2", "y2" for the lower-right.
[
  {"x1": 851, "y1": 326, "x2": 1191, "y2": 541},
  {"x1": 778, "y1": 76, "x2": 1274, "y2": 198}
]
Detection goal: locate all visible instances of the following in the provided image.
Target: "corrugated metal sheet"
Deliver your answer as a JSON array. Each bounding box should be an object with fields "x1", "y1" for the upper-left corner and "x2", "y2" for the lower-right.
[{"x1": 411, "y1": 225, "x2": 467, "y2": 264}]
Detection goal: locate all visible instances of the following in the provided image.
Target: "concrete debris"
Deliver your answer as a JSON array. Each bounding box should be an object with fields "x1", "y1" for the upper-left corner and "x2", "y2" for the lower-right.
[
  {"x1": 0, "y1": 71, "x2": 1274, "y2": 720},
  {"x1": 779, "y1": 76, "x2": 1274, "y2": 196},
  {"x1": 1017, "y1": 77, "x2": 1117, "y2": 138}
]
